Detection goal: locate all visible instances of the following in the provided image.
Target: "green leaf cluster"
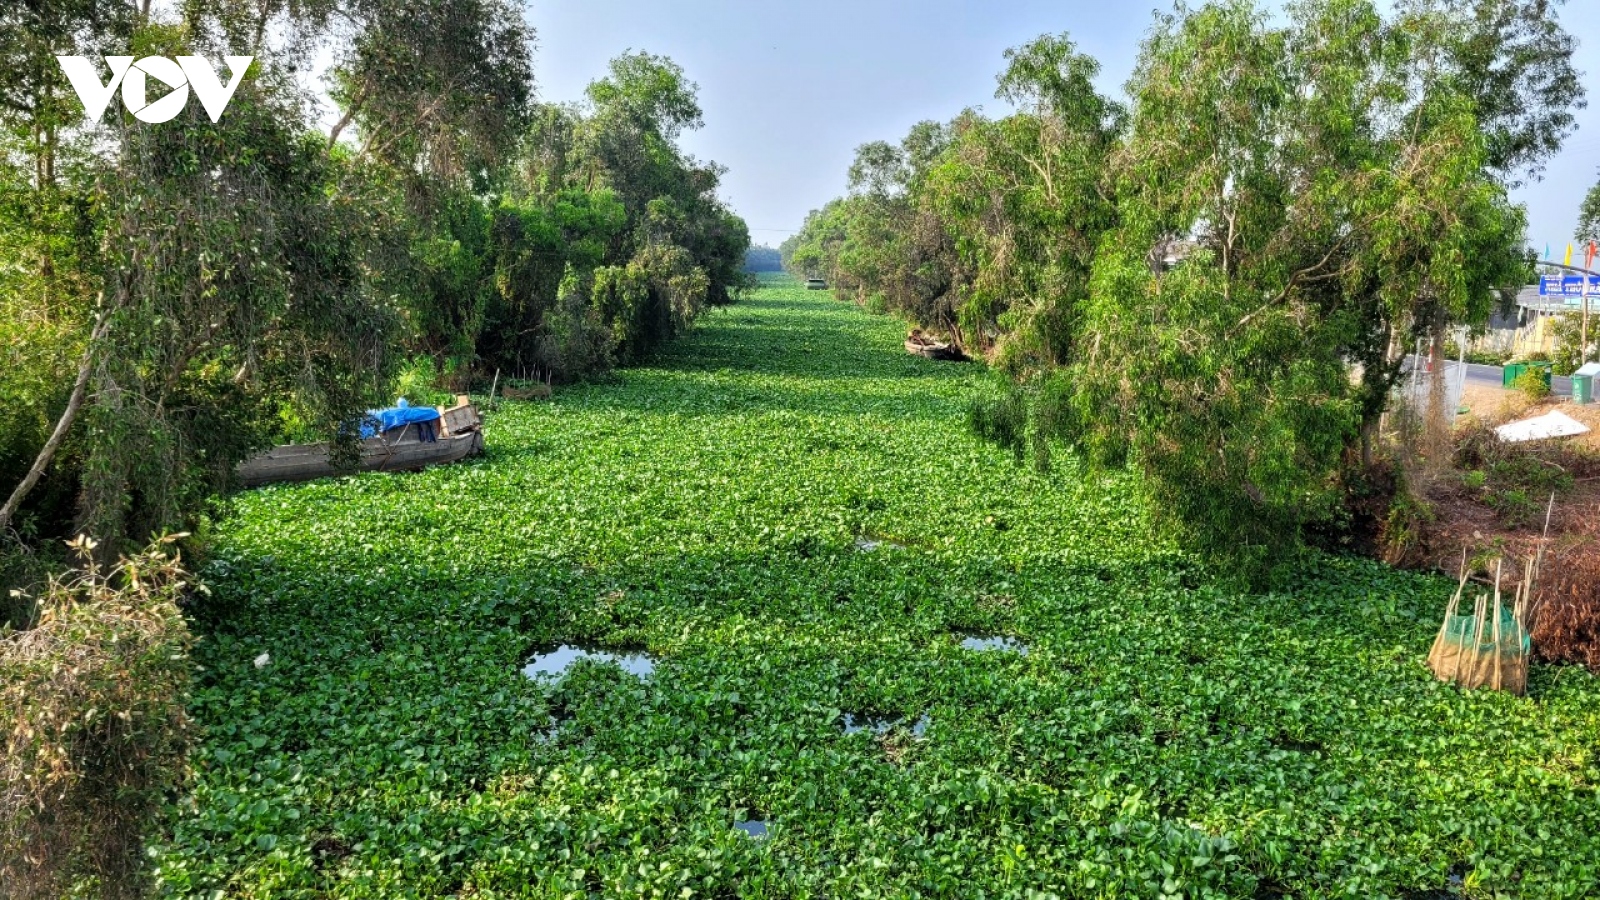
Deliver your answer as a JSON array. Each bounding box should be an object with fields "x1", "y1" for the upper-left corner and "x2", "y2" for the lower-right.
[{"x1": 154, "y1": 281, "x2": 1600, "y2": 899}]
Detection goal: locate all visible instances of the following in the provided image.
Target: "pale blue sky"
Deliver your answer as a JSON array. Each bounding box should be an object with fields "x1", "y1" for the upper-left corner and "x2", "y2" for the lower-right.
[{"x1": 526, "y1": 0, "x2": 1599, "y2": 251}]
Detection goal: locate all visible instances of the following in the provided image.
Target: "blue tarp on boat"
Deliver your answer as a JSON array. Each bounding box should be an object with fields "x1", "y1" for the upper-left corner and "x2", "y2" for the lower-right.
[{"x1": 358, "y1": 400, "x2": 441, "y2": 440}]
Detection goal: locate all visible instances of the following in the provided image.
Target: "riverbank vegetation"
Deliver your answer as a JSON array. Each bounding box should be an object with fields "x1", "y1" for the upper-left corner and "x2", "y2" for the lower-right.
[
  {"x1": 0, "y1": 0, "x2": 748, "y2": 566},
  {"x1": 783, "y1": 0, "x2": 1581, "y2": 576},
  {"x1": 2, "y1": 2, "x2": 744, "y2": 892},
  {"x1": 6, "y1": 1, "x2": 1599, "y2": 897}
]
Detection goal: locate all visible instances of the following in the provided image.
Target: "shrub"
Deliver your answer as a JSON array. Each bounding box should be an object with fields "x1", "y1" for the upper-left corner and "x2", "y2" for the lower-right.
[
  {"x1": 392, "y1": 356, "x2": 459, "y2": 409},
  {"x1": 1453, "y1": 420, "x2": 1582, "y2": 528},
  {"x1": 1485, "y1": 486, "x2": 1540, "y2": 528},
  {"x1": 1466, "y1": 349, "x2": 1512, "y2": 366},
  {"x1": 1548, "y1": 311, "x2": 1589, "y2": 376},
  {"x1": 1, "y1": 536, "x2": 194, "y2": 900},
  {"x1": 538, "y1": 269, "x2": 616, "y2": 381},
  {"x1": 1379, "y1": 484, "x2": 1434, "y2": 566},
  {"x1": 968, "y1": 386, "x2": 1031, "y2": 465},
  {"x1": 1, "y1": 540, "x2": 59, "y2": 630},
  {"x1": 1443, "y1": 340, "x2": 1511, "y2": 367},
  {"x1": 1512, "y1": 369, "x2": 1550, "y2": 400}
]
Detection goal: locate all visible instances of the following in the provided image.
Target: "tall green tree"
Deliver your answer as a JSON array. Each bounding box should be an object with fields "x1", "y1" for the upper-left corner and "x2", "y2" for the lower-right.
[
  {"x1": 0, "y1": 2, "x2": 135, "y2": 540},
  {"x1": 488, "y1": 52, "x2": 748, "y2": 372},
  {"x1": 1577, "y1": 171, "x2": 1600, "y2": 246},
  {"x1": 322, "y1": 0, "x2": 536, "y2": 373},
  {"x1": 1395, "y1": 0, "x2": 1585, "y2": 186},
  {"x1": 1049, "y1": 0, "x2": 1543, "y2": 573},
  {"x1": 0, "y1": 3, "x2": 425, "y2": 547},
  {"x1": 928, "y1": 35, "x2": 1123, "y2": 370},
  {"x1": 796, "y1": 0, "x2": 1576, "y2": 575}
]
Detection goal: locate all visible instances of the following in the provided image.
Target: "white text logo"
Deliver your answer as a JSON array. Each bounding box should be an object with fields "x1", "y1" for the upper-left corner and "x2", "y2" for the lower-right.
[{"x1": 56, "y1": 56, "x2": 253, "y2": 124}]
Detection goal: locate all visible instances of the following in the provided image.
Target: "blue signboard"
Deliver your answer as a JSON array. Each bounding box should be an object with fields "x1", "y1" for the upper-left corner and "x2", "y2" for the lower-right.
[{"x1": 1539, "y1": 274, "x2": 1591, "y2": 298}]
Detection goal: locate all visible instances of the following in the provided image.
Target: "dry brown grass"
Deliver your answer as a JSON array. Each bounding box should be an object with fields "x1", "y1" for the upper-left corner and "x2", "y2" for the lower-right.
[
  {"x1": 1393, "y1": 399, "x2": 1600, "y2": 673},
  {"x1": 1458, "y1": 384, "x2": 1600, "y2": 452},
  {"x1": 1531, "y1": 551, "x2": 1600, "y2": 670},
  {"x1": 1, "y1": 536, "x2": 194, "y2": 900},
  {"x1": 1457, "y1": 384, "x2": 1534, "y2": 425}
]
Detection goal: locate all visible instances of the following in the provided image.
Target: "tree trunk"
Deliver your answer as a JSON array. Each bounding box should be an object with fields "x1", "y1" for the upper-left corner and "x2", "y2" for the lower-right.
[
  {"x1": 1423, "y1": 311, "x2": 1451, "y2": 462},
  {"x1": 0, "y1": 310, "x2": 109, "y2": 536},
  {"x1": 1356, "y1": 319, "x2": 1397, "y2": 470}
]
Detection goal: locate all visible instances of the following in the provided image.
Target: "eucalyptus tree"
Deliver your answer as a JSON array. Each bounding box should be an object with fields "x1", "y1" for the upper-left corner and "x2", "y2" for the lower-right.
[
  {"x1": 1394, "y1": 0, "x2": 1584, "y2": 187},
  {"x1": 927, "y1": 35, "x2": 1123, "y2": 370},
  {"x1": 1047, "y1": 0, "x2": 1549, "y2": 574}
]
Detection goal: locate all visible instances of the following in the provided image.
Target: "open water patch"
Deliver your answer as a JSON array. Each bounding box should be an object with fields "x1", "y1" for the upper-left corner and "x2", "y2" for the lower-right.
[
  {"x1": 734, "y1": 819, "x2": 769, "y2": 839},
  {"x1": 854, "y1": 534, "x2": 907, "y2": 552},
  {"x1": 522, "y1": 643, "x2": 656, "y2": 680},
  {"x1": 842, "y1": 712, "x2": 929, "y2": 738},
  {"x1": 959, "y1": 635, "x2": 1029, "y2": 655}
]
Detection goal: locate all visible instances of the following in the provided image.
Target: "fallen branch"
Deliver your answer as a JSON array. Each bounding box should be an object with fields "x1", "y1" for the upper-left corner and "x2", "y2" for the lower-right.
[{"x1": 0, "y1": 306, "x2": 111, "y2": 536}]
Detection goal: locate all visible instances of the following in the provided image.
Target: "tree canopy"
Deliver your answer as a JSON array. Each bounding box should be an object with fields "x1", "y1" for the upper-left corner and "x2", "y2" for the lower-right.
[
  {"x1": 0, "y1": 1, "x2": 748, "y2": 556},
  {"x1": 787, "y1": 0, "x2": 1579, "y2": 576}
]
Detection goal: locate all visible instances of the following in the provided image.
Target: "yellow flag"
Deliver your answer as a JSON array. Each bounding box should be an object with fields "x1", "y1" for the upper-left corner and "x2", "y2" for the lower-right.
[{"x1": 1565, "y1": 243, "x2": 1574, "y2": 265}]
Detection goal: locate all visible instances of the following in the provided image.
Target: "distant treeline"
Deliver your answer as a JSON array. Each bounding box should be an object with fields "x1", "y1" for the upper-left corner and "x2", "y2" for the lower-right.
[
  {"x1": 743, "y1": 244, "x2": 784, "y2": 272},
  {"x1": 783, "y1": 0, "x2": 1579, "y2": 576}
]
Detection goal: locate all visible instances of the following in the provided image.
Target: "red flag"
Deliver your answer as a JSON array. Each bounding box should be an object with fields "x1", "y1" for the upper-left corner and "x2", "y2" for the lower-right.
[{"x1": 1588, "y1": 241, "x2": 1597, "y2": 269}]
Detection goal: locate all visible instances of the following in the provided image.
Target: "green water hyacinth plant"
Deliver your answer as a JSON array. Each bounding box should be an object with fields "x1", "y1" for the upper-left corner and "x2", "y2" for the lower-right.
[{"x1": 153, "y1": 279, "x2": 1600, "y2": 899}]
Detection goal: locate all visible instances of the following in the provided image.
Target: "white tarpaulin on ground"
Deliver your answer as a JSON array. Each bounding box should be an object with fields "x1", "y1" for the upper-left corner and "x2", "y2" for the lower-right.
[{"x1": 1495, "y1": 410, "x2": 1590, "y2": 443}]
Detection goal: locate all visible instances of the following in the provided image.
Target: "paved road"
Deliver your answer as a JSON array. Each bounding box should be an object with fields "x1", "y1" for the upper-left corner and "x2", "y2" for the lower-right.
[
  {"x1": 1462, "y1": 361, "x2": 1572, "y2": 396},
  {"x1": 1402, "y1": 356, "x2": 1574, "y2": 397}
]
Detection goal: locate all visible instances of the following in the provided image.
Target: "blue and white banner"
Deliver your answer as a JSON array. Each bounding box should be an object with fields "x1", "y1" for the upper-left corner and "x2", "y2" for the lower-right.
[{"x1": 1538, "y1": 274, "x2": 1592, "y2": 298}]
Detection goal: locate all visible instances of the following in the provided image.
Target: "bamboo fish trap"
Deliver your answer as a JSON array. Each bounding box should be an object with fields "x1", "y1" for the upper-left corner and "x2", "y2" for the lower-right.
[{"x1": 1427, "y1": 554, "x2": 1538, "y2": 696}]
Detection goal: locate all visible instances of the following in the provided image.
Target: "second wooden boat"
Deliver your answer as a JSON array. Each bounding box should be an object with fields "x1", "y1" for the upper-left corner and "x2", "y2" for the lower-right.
[{"x1": 905, "y1": 331, "x2": 967, "y2": 362}]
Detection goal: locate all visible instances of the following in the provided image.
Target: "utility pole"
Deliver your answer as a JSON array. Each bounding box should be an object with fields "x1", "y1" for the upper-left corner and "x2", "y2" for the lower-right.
[
  {"x1": 1577, "y1": 270, "x2": 1592, "y2": 367},
  {"x1": 1536, "y1": 261, "x2": 1600, "y2": 365},
  {"x1": 1585, "y1": 273, "x2": 1592, "y2": 364}
]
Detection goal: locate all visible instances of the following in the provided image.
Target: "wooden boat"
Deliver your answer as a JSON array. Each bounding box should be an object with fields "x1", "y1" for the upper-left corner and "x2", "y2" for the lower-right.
[
  {"x1": 236, "y1": 397, "x2": 485, "y2": 488},
  {"x1": 905, "y1": 331, "x2": 967, "y2": 362}
]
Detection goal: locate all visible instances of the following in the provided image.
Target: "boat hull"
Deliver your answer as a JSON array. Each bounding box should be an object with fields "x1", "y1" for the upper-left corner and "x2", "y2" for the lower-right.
[
  {"x1": 236, "y1": 401, "x2": 485, "y2": 488},
  {"x1": 905, "y1": 338, "x2": 966, "y2": 362}
]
